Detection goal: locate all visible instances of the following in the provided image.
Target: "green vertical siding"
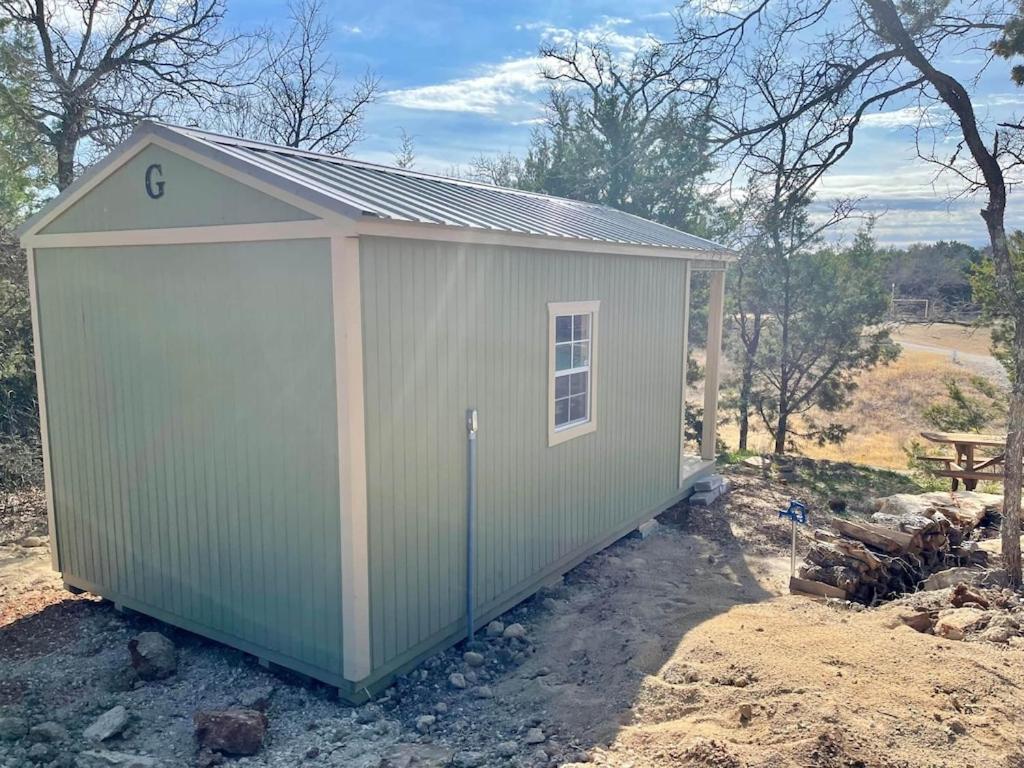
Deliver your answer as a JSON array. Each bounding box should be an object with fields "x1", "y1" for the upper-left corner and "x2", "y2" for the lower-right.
[
  {"x1": 360, "y1": 237, "x2": 687, "y2": 672},
  {"x1": 34, "y1": 239, "x2": 344, "y2": 678}
]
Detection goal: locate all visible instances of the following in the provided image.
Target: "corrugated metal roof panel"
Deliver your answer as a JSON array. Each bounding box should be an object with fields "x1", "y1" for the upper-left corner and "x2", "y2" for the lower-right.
[{"x1": 161, "y1": 124, "x2": 733, "y2": 256}]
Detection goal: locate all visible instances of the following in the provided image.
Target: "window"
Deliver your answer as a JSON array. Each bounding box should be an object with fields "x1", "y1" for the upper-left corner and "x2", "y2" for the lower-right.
[{"x1": 548, "y1": 301, "x2": 599, "y2": 446}]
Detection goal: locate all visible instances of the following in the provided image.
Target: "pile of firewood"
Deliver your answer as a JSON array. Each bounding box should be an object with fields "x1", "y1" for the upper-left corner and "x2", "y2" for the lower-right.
[{"x1": 791, "y1": 492, "x2": 999, "y2": 603}]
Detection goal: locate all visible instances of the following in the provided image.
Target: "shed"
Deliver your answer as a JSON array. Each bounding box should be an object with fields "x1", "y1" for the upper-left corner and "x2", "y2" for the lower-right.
[{"x1": 18, "y1": 122, "x2": 733, "y2": 699}]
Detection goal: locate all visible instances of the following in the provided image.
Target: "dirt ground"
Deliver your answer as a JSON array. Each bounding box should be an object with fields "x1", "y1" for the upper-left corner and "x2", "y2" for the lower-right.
[{"x1": 2, "y1": 464, "x2": 1024, "y2": 767}]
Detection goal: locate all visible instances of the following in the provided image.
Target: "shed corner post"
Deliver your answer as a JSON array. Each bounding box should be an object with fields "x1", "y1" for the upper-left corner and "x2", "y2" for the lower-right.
[
  {"x1": 678, "y1": 262, "x2": 692, "y2": 488},
  {"x1": 25, "y1": 244, "x2": 60, "y2": 571},
  {"x1": 701, "y1": 269, "x2": 726, "y2": 462},
  {"x1": 331, "y1": 233, "x2": 372, "y2": 683}
]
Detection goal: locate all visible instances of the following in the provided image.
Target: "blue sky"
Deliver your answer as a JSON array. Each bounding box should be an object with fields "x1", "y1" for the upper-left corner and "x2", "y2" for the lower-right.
[{"x1": 232, "y1": 1, "x2": 1022, "y2": 246}]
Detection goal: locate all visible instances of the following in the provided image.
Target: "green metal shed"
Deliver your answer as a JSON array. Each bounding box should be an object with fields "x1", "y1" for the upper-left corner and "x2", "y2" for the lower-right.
[{"x1": 18, "y1": 122, "x2": 733, "y2": 700}]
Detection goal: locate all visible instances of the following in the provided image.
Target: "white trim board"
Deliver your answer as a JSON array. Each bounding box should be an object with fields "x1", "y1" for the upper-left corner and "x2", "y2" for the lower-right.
[
  {"x1": 26, "y1": 247, "x2": 59, "y2": 570},
  {"x1": 331, "y1": 235, "x2": 372, "y2": 682},
  {"x1": 547, "y1": 300, "x2": 600, "y2": 447},
  {"x1": 24, "y1": 220, "x2": 340, "y2": 249}
]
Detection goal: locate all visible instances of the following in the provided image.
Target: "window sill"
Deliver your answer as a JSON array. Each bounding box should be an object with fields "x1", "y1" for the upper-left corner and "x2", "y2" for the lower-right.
[{"x1": 548, "y1": 419, "x2": 597, "y2": 447}]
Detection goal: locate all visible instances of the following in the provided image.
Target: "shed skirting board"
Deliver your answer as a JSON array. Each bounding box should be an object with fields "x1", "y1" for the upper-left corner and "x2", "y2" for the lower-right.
[{"x1": 346, "y1": 459, "x2": 715, "y2": 696}]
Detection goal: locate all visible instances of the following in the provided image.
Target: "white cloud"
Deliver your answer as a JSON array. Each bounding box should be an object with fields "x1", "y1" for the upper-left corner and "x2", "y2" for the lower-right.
[
  {"x1": 341, "y1": 24, "x2": 364, "y2": 35},
  {"x1": 383, "y1": 57, "x2": 548, "y2": 114},
  {"x1": 382, "y1": 16, "x2": 653, "y2": 116}
]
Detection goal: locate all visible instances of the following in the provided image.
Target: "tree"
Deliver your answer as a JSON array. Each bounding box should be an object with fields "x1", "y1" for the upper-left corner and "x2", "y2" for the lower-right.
[
  {"x1": 0, "y1": 0, "x2": 245, "y2": 189},
  {"x1": 219, "y1": 0, "x2": 377, "y2": 154},
  {"x1": 747, "y1": 230, "x2": 899, "y2": 453},
  {"x1": 522, "y1": 39, "x2": 727, "y2": 239},
  {"x1": 971, "y1": 231, "x2": 1024, "y2": 383},
  {"x1": 884, "y1": 241, "x2": 982, "y2": 316},
  {"x1": 393, "y1": 128, "x2": 415, "y2": 169},
  {"x1": 678, "y1": 0, "x2": 1024, "y2": 584},
  {"x1": 468, "y1": 152, "x2": 524, "y2": 187}
]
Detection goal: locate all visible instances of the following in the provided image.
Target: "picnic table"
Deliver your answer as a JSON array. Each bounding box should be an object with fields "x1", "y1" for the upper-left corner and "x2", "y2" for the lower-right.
[{"x1": 918, "y1": 430, "x2": 1008, "y2": 490}]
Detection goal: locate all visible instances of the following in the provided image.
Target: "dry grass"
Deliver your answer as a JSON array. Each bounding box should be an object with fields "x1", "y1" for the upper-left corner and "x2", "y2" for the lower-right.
[
  {"x1": 720, "y1": 347, "x2": 1007, "y2": 470},
  {"x1": 890, "y1": 321, "x2": 994, "y2": 356}
]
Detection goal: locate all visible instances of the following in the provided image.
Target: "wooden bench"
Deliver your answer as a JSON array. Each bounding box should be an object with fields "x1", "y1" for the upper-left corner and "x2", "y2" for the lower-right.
[{"x1": 919, "y1": 431, "x2": 1007, "y2": 491}]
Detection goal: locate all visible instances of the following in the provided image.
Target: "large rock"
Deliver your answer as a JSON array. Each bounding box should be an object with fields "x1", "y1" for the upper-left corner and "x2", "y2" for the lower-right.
[
  {"x1": 83, "y1": 706, "x2": 130, "y2": 742},
  {"x1": 78, "y1": 750, "x2": 160, "y2": 767},
  {"x1": 193, "y1": 708, "x2": 268, "y2": 756},
  {"x1": 128, "y1": 632, "x2": 176, "y2": 680},
  {"x1": 935, "y1": 608, "x2": 989, "y2": 641},
  {"x1": 0, "y1": 716, "x2": 27, "y2": 741}
]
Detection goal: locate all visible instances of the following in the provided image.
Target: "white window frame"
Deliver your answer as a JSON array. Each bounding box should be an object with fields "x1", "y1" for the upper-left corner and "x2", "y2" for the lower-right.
[{"x1": 548, "y1": 300, "x2": 599, "y2": 447}]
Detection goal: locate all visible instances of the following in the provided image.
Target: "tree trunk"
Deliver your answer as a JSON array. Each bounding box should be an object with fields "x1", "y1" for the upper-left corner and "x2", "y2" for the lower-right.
[
  {"x1": 738, "y1": 316, "x2": 761, "y2": 451},
  {"x1": 774, "y1": 409, "x2": 788, "y2": 454},
  {"x1": 1002, "y1": 318, "x2": 1024, "y2": 586},
  {"x1": 56, "y1": 136, "x2": 77, "y2": 191}
]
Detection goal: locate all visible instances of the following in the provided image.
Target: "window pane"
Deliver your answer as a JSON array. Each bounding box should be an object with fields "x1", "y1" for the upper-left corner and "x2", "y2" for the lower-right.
[
  {"x1": 573, "y1": 314, "x2": 590, "y2": 341},
  {"x1": 555, "y1": 315, "x2": 573, "y2": 343},
  {"x1": 554, "y1": 397, "x2": 570, "y2": 426},
  {"x1": 555, "y1": 343, "x2": 572, "y2": 371},
  {"x1": 572, "y1": 341, "x2": 589, "y2": 368},
  {"x1": 569, "y1": 394, "x2": 587, "y2": 421},
  {"x1": 555, "y1": 374, "x2": 570, "y2": 399},
  {"x1": 569, "y1": 371, "x2": 588, "y2": 396}
]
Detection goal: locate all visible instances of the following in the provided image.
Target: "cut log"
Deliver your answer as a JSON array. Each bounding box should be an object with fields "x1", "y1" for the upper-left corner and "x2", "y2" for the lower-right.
[
  {"x1": 789, "y1": 575, "x2": 848, "y2": 599},
  {"x1": 832, "y1": 518, "x2": 915, "y2": 555}
]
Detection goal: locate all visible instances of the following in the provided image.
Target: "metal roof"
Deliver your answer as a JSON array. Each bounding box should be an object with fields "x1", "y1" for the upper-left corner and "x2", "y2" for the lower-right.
[{"x1": 155, "y1": 123, "x2": 731, "y2": 257}]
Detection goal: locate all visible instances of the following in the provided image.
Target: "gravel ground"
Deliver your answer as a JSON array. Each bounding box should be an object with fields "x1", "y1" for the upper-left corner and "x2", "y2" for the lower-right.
[{"x1": 3, "y1": 464, "x2": 1024, "y2": 767}]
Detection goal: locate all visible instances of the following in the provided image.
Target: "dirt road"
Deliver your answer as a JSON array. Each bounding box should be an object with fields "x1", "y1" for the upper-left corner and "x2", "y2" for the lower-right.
[{"x1": 2, "y1": 466, "x2": 1023, "y2": 767}]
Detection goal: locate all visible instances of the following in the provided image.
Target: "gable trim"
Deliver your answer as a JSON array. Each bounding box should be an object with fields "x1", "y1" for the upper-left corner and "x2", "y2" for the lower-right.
[{"x1": 18, "y1": 126, "x2": 357, "y2": 240}]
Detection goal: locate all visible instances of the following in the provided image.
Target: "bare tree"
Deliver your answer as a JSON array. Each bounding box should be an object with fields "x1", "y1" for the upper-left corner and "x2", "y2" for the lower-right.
[
  {"x1": 678, "y1": 0, "x2": 1024, "y2": 581},
  {"x1": 393, "y1": 128, "x2": 415, "y2": 169},
  {"x1": 0, "y1": 0, "x2": 246, "y2": 189},
  {"x1": 468, "y1": 152, "x2": 523, "y2": 187},
  {"x1": 222, "y1": 0, "x2": 378, "y2": 154}
]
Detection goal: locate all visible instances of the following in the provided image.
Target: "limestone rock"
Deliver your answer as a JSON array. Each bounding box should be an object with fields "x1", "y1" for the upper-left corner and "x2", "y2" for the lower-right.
[
  {"x1": 0, "y1": 716, "x2": 27, "y2": 741},
  {"x1": 128, "y1": 632, "x2": 177, "y2": 680},
  {"x1": 485, "y1": 621, "x2": 505, "y2": 638},
  {"x1": 29, "y1": 721, "x2": 67, "y2": 743},
  {"x1": 503, "y1": 623, "x2": 527, "y2": 640},
  {"x1": 83, "y1": 706, "x2": 130, "y2": 742},
  {"x1": 463, "y1": 651, "x2": 485, "y2": 667},
  {"x1": 524, "y1": 727, "x2": 545, "y2": 744},
  {"x1": 935, "y1": 608, "x2": 989, "y2": 641},
  {"x1": 78, "y1": 750, "x2": 160, "y2": 767},
  {"x1": 448, "y1": 672, "x2": 468, "y2": 690},
  {"x1": 193, "y1": 708, "x2": 268, "y2": 756}
]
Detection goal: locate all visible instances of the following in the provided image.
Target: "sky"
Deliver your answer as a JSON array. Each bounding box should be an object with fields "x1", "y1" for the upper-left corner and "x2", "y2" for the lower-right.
[{"x1": 231, "y1": 0, "x2": 1023, "y2": 247}]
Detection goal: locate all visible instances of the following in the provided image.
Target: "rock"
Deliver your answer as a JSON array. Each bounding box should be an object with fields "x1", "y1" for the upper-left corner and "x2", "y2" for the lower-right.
[
  {"x1": 503, "y1": 623, "x2": 527, "y2": 640},
  {"x1": 893, "y1": 609, "x2": 935, "y2": 634},
  {"x1": 693, "y1": 475, "x2": 724, "y2": 493},
  {"x1": 463, "y1": 651, "x2": 485, "y2": 667},
  {"x1": 433, "y1": 702, "x2": 449, "y2": 715},
  {"x1": 738, "y1": 703, "x2": 754, "y2": 722},
  {"x1": 474, "y1": 685, "x2": 494, "y2": 699},
  {"x1": 78, "y1": 750, "x2": 160, "y2": 767},
  {"x1": 83, "y1": 706, "x2": 130, "y2": 742},
  {"x1": 448, "y1": 672, "x2": 468, "y2": 690},
  {"x1": 496, "y1": 741, "x2": 518, "y2": 758},
  {"x1": 29, "y1": 721, "x2": 67, "y2": 743},
  {"x1": 453, "y1": 751, "x2": 485, "y2": 768},
  {"x1": 980, "y1": 625, "x2": 1016, "y2": 644},
  {"x1": 27, "y1": 742, "x2": 54, "y2": 763},
  {"x1": 19, "y1": 536, "x2": 45, "y2": 548},
  {"x1": 948, "y1": 719, "x2": 967, "y2": 736},
  {"x1": 951, "y1": 583, "x2": 990, "y2": 609},
  {"x1": 128, "y1": 632, "x2": 176, "y2": 680},
  {"x1": 485, "y1": 621, "x2": 505, "y2": 638},
  {"x1": 193, "y1": 709, "x2": 268, "y2": 756},
  {"x1": 236, "y1": 685, "x2": 275, "y2": 711},
  {"x1": 415, "y1": 715, "x2": 436, "y2": 734},
  {"x1": 741, "y1": 455, "x2": 769, "y2": 469},
  {"x1": 0, "y1": 716, "x2": 28, "y2": 741},
  {"x1": 935, "y1": 608, "x2": 989, "y2": 641},
  {"x1": 355, "y1": 705, "x2": 380, "y2": 724},
  {"x1": 524, "y1": 727, "x2": 545, "y2": 745}
]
